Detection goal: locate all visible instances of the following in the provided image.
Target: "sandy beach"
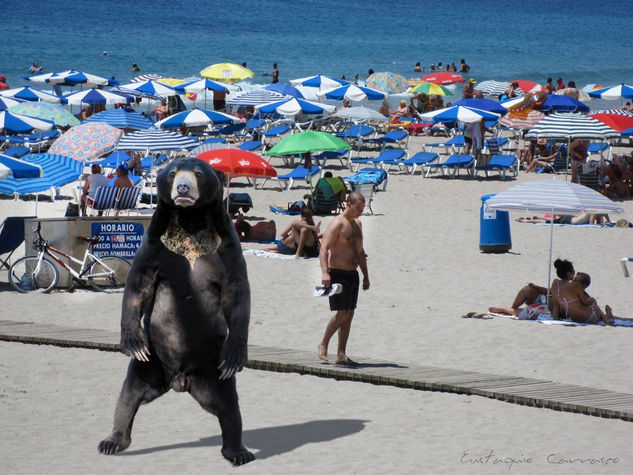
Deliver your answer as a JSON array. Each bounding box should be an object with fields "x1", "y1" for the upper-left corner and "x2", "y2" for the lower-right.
[{"x1": 2, "y1": 133, "x2": 633, "y2": 474}]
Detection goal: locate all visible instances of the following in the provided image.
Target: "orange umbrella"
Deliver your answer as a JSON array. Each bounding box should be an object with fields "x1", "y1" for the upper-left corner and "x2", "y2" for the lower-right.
[{"x1": 196, "y1": 148, "x2": 277, "y2": 179}]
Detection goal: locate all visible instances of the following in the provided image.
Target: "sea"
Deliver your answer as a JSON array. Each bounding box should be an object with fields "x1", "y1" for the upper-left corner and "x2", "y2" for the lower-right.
[{"x1": 2, "y1": 0, "x2": 632, "y2": 108}]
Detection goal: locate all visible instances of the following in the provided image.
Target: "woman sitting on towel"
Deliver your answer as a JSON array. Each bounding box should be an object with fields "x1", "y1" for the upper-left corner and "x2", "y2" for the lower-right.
[
  {"x1": 273, "y1": 207, "x2": 322, "y2": 259},
  {"x1": 556, "y1": 272, "x2": 615, "y2": 324},
  {"x1": 489, "y1": 258, "x2": 576, "y2": 318}
]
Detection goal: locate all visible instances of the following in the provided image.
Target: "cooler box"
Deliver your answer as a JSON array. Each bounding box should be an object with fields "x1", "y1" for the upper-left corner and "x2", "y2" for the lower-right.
[{"x1": 480, "y1": 193, "x2": 511, "y2": 253}]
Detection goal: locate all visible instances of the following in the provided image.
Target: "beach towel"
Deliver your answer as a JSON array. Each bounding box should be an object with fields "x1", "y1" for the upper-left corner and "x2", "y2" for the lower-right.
[
  {"x1": 242, "y1": 249, "x2": 296, "y2": 260},
  {"x1": 269, "y1": 205, "x2": 300, "y2": 215},
  {"x1": 486, "y1": 311, "x2": 633, "y2": 327}
]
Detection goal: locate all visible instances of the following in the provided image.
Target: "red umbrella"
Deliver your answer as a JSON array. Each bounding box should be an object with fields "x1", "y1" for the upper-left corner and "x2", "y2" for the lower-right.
[
  {"x1": 589, "y1": 113, "x2": 633, "y2": 132},
  {"x1": 420, "y1": 72, "x2": 465, "y2": 85},
  {"x1": 196, "y1": 148, "x2": 277, "y2": 179},
  {"x1": 511, "y1": 79, "x2": 546, "y2": 93}
]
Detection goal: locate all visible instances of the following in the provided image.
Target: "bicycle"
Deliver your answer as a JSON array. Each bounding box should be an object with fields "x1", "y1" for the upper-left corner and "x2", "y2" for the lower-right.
[{"x1": 9, "y1": 223, "x2": 132, "y2": 293}]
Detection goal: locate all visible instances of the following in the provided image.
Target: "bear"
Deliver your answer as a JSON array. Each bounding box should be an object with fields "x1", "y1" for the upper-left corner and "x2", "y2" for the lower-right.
[{"x1": 98, "y1": 157, "x2": 254, "y2": 466}]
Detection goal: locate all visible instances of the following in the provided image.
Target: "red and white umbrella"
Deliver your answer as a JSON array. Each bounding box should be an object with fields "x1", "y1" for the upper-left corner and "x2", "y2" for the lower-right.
[
  {"x1": 589, "y1": 112, "x2": 633, "y2": 132},
  {"x1": 499, "y1": 110, "x2": 546, "y2": 129},
  {"x1": 420, "y1": 72, "x2": 465, "y2": 85},
  {"x1": 511, "y1": 79, "x2": 547, "y2": 94}
]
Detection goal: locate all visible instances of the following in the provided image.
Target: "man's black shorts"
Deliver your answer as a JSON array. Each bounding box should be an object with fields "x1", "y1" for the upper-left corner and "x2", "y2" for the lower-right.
[{"x1": 329, "y1": 268, "x2": 359, "y2": 311}]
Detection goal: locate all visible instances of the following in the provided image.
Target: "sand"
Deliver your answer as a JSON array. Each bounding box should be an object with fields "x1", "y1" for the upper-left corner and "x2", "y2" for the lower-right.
[{"x1": 2, "y1": 134, "x2": 633, "y2": 474}]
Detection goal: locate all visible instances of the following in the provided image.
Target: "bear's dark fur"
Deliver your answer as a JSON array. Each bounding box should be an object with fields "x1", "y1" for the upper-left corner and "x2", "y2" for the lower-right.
[{"x1": 98, "y1": 158, "x2": 254, "y2": 466}]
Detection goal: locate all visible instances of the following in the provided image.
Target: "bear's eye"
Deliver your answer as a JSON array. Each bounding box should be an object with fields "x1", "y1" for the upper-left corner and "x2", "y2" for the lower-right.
[
  {"x1": 194, "y1": 171, "x2": 203, "y2": 178},
  {"x1": 168, "y1": 171, "x2": 176, "y2": 178}
]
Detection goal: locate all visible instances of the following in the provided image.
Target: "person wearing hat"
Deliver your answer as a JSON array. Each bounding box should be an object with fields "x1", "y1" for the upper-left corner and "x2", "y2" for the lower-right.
[
  {"x1": 390, "y1": 99, "x2": 409, "y2": 121},
  {"x1": 463, "y1": 78, "x2": 476, "y2": 99}
]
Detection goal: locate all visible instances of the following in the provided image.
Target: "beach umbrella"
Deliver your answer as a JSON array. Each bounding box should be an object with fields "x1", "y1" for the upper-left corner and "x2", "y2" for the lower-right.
[
  {"x1": 255, "y1": 98, "x2": 335, "y2": 116},
  {"x1": 64, "y1": 88, "x2": 131, "y2": 106},
  {"x1": 130, "y1": 74, "x2": 163, "y2": 83},
  {"x1": 419, "y1": 105, "x2": 500, "y2": 124},
  {"x1": 511, "y1": 80, "x2": 546, "y2": 94},
  {"x1": 55, "y1": 71, "x2": 112, "y2": 87},
  {"x1": 317, "y1": 84, "x2": 386, "y2": 102},
  {"x1": 331, "y1": 106, "x2": 389, "y2": 122},
  {"x1": 0, "y1": 111, "x2": 55, "y2": 134},
  {"x1": 48, "y1": 122, "x2": 123, "y2": 162},
  {"x1": 0, "y1": 153, "x2": 43, "y2": 178},
  {"x1": 420, "y1": 72, "x2": 465, "y2": 85},
  {"x1": 83, "y1": 108, "x2": 155, "y2": 130},
  {"x1": 0, "y1": 87, "x2": 63, "y2": 104},
  {"x1": 108, "y1": 86, "x2": 161, "y2": 101},
  {"x1": 409, "y1": 81, "x2": 453, "y2": 96},
  {"x1": 155, "y1": 108, "x2": 236, "y2": 129},
  {"x1": 589, "y1": 109, "x2": 633, "y2": 117},
  {"x1": 0, "y1": 96, "x2": 24, "y2": 111},
  {"x1": 453, "y1": 98, "x2": 506, "y2": 114},
  {"x1": 498, "y1": 109, "x2": 546, "y2": 129},
  {"x1": 174, "y1": 78, "x2": 229, "y2": 108},
  {"x1": 474, "y1": 80, "x2": 524, "y2": 98},
  {"x1": 589, "y1": 112, "x2": 633, "y2": 132},
  {"x1": 197, "y1": 148, "x2": 277, "y2": 179},
  {"x1": 157, "y1": 77, "x2": 186, "y2": 87},
  {"x1": 115, "y1": 129, "x2": 198, "y2": 151},
  {"x1": 200, "y1": 63, "x2": 254, "y2": 83},
  {"x1": 588, "y1": 83, "x2": 633, "y2": 101},
  {"x1": 290, "y1": 75, "x2": 349, "y2": 89},
  {"x1": 366, "y1": 72, "x2": 408, "y2": 94},
  {"x1": 118, "y1": 80, "x2": 178, "y2": 97},
  {"x1": 0, "y1": 163, "x2": 9, "y2": 179},
  {"x1": 22, "y1": 70, "x2": 77, "y2": 84},
  {"x1": 9, "y1": 102, "x2": 79, "y2": 127},
  {"x1": 264, "y1": 83, "x2": 304, "y2": 98},
  {"x1": 525, "y1": 113, "x2": 620, "y2": 141},
  {"x1": 539, "y1": 95, "x2": 589, "y2": 113},
  {"x1": 226, "y1": 89, "x2": 285, "y2": 107},
  {"x1": 265, "y1": 131, "x2": 351, "y2": 156},
  {"x1": 485, "y1": 178, "x2": 623, "y2": 306},
  {"x1": 87, "y1": 151, "x2": 131, "y2": 168}
]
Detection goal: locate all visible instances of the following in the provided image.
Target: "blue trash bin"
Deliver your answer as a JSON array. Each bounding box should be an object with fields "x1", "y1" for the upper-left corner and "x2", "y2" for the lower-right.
[{"x1": 480, "y1": 193, "x2": 511, "y2": 253}]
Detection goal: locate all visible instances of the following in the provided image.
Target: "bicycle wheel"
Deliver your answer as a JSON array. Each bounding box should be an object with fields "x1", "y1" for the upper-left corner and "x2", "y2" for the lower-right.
[
  {"x1": 9, "y1": 256, "x2": 58, "y2": 293},
  {"x1": 88, "y1": 256, "x2": 131, "y2": 291}
]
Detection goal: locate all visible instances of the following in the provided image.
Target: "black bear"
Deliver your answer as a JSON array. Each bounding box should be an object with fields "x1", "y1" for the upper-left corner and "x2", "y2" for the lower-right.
[{"x1": 98, "y1": 157, "x2": 254, "y2": 466}]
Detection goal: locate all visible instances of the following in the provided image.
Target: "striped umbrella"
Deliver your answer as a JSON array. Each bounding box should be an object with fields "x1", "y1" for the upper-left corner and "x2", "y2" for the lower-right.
[
  {"x1": 0, "y1": 87, "x2": 63, "y2": 104},
  {"x1": 589, "y1": 109, "x2": 633, "y2": 116},
  {"x1": 9, "y1": 102, "x2": 79, "y2": 127},
  {"x1": 290, "y1": 75, "x2": 349, "y2": 89},
  {"x1": 0, "y1": 153, "x2": 83, "y2": 195},
  {"x1": 588, "y1": 83, "x2": 633, "y2": 100},
  {"x1": 155, "y1": 108, "x2": 237, "y2": 128},
  {"x1": 366, "y1": 72, "x2": 408, "y2": 94},
  {"x1": 409, "y1": 81, "x2": 453, "y2": 96},
  {"x1": 226, "y1": 89, "x2": 285, "y2": 107},
  {"x1": 118, "y1": 80, "x2": 178, "y2": 97},
  {"x1": 0, "y1": 153, "x2": 43, "y2": 178},
  {"x1": 115, "y1": 129, "x2": 198, "y2": 151},
  {"x1": 48, "y1": 122, "x2": 123, "y2": 162},
  {"x1": 130, "y1": 74, "x2": 163, "y2": 83},
  {"x1": 255, "y1": 97, "x2": 335, "y2": 116},
  {"x1": 317, "y1": 84, "x2": 386, "y2": 102},
  {"x1": 174, "y1": 78, "x2": 227, "y2": 93},
  {"x1": 0, "y1": 111, "x2": 55, "y2": 134},
  {"x1": 525, "y1": 113, "x2": 620, "y2": 140},
  {"x1": 419, "y1": 105, "x2": 500, "y2": 124},
  {"x1": 475, "y1": 80, "x2": 525, "y2": 98},
  {"x1": 486, "y1": 178, "x2": 623, "y2": 305},
  {"x1": 64, "y1": 88, "x2": 131, "y2": 106},
  {"x1": 83, "y1": 108, "x2": 155, "y2": 130},
  {"x1": 0, "y1": 96, "x2": 24, "y2": 111},
  {"x1": 499, "y1": 109, "x2": 545, "y2": 129}
]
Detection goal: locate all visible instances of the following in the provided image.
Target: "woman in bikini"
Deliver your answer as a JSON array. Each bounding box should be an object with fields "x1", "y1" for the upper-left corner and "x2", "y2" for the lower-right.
[{"x1": 556, "y1": 273, "x2": 615, "y2": 324}]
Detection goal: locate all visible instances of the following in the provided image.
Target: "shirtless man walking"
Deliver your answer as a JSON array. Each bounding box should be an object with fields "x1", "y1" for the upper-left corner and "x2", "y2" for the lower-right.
[{"x1": 318, "y1": 192, "x2": 370, "y2": 365}]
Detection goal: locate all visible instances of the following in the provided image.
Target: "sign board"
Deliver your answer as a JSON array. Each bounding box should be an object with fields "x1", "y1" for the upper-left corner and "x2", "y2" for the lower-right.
[
  {"x1": 91, "y1": 222, "x2": 144, "y2": 259},
  {"x1": 483, "y1": 205, "x2": 497, "y2": 220}
]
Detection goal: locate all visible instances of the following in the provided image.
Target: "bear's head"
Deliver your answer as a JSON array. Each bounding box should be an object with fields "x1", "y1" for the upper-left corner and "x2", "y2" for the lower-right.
[{"x1": 157, "y1": 157, "x2": 223, "y2": 209}]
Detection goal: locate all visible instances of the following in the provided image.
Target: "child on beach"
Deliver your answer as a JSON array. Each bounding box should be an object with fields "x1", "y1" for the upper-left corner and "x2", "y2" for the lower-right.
[{"x1": 556, "y1": 273, "x2": 615, "y2": 324}]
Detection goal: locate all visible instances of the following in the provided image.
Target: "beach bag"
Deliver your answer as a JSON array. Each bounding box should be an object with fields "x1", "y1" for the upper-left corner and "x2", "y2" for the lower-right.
[
  {"x1": 288, "y1": 200, "x2": 305, "y2": 212},
  {"x1": 65, "y1": 202, "x2": 79, "y2": 217}
]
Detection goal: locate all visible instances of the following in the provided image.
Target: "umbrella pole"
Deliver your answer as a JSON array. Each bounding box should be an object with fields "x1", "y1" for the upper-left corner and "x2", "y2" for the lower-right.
[
  {"x1": 546, "y1": 214, "x2": 554, "y2": 310},
  {"x1": 225, "y1": 178, "x2": 231, "y2": 213},
  {"x1": 565, "y1": 137, "x2": 570, "y2": 181}
]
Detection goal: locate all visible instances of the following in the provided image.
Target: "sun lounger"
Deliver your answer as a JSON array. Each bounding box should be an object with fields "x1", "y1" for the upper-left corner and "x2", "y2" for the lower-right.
[
  {"x1": 475, "y1": 154, "x2": 518, "y2": 180},
  {"x1": 312, "y1": 148, "x2": 351, "y2": 168},
  {"x1": 424, "y1": 154, "x2": 475, "y2": 178},
  {"x1": 335, "y1": 124, "x2": 375, "y2": 148},
  {"x1": 262, "y1": 125, "x2": 291, "y2": 149},
  {"x1": 587, "y1": 142, "x2": 610, "y2": 160},
  {"x1": 424, "y1": 134, "x2": 465, "y2": 155},
  {"x1": 3, "y1": 146, "x2": 30, "y2": 158},
  {"x1": 366, "y1": 130, "x2": 409, "y2": 150},
  {"x1": 258, "y1": 164, "x2": 321, "y2": 190},
  {"x1": 237, "y1": 140, "x2": 263, "y2": 152},
  {"x1": 621, "y1": 257, "x2": 632, "y2": 277},
  {"x1": 387, "y1": 151, "x2": 439, "y2": 175},
  {"x1": 343, "y1": 167, "x2": 389, "y2": 191},
  {"x1": 0, "y1": 216, "x2": 34, "y2": 271},
  {"x1": 350, "y1": 148, "x2": 407, "y2": 172}
]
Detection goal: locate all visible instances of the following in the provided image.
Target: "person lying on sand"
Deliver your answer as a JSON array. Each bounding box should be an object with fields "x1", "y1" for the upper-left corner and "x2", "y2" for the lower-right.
[{"x1": 516, "y1": 213, "x2": 611, "y2": 225}]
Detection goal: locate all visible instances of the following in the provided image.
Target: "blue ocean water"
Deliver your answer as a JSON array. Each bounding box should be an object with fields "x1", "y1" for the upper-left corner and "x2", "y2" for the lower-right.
[{"x1": 2, "y1": 0, "x2": 632, "y2": 94}]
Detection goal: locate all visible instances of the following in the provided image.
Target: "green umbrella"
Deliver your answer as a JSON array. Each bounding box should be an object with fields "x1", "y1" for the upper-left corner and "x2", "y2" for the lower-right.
[
  {"x1": 409, "y1": 81, "x2": 453, "y2": 97},
  {"x1": 9, "y1": 102, "x2": 79, "y2": 127},
  {"x1": 265, "y1": 131, "x2": 351, "y2": 156}
]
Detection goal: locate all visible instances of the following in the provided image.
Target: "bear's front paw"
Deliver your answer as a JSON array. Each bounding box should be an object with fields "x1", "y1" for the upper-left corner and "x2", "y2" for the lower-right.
[
  {"x1": 120, "y1": 327, "x2": 150, "y2": 362},
  {"x1": 218, "y1": 340, "x2": 246, "y2": 380}
]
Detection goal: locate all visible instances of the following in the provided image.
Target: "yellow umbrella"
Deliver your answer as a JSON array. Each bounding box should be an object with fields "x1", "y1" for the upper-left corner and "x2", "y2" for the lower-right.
[
  {"x1": 200, "y1": 63, "x2": 254, "y2": 83},
  {"x1": 158, "y1": 77, "x2": 186, "y2": 86},
  {"x1": 408, "y1": 81, "x2": 453, "y2": 96}
]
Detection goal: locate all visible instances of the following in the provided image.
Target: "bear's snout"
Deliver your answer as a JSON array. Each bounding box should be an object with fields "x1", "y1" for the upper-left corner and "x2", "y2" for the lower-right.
[
  {"x1": 170, "y1": 170, "x2": 200, "y2": 207},
  {"x1": 177, "y1": 182, "x2": 190, "y2": 195}
]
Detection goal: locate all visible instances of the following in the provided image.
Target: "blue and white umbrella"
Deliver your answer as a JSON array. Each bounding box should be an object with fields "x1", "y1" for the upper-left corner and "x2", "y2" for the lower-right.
[
  {"x1": 485, "y1": 178, "x2": 623, "y2": 304},
  {"x1": 419, "y1": 105, "x2": 500, "y2": 124},
  {"x1": 23, "y1": 70, "x2": 76, "y2": 84},
  {"x1": 0, "y1": 153, "x2": 83, "y2": 195},
  {"x1": 317, "y1": 84, "x2": 386, "y2": 102},
  {"x1": 453, "y1": 98, "x2": 507, "y2": 114},
  {"x1": 0, "y1": 111, "x2": 55, "y2": 134},
  {"x1": 475, "y1": 80, "x2": 525, "y2": 98},
  {"x1": 588, "y1": 83, "x2": 633, "y2": 101},
  {"x1": 525, "y1": 113, "x2": 619, "y2": 140},
  {"x1": 226, "y1": 89, "x2": 286, "y2": 107},
  {"x1": 256, "y1": 97, "x2": 335, "y2": 116},
  {"x1": 500, "y1": 94, "x2": 589, "y2": 113},
  {"x1": 174, "y1": 78, "x2": 227, "y2": 94},
  {"x1": 290, "y1": 75, "x2": 349, "y2": 89},
  {"x1": 264, "y1": 83, "x2": 304, "y2": 98},
  {"x1": 0, "y1": 153, "x2": 43, "y2": 178},
  {"x1": 155, "y1": 108, "x2": 237, "y2": 129},
  {"x1": 55, "y1": 71, "x2": 113, "y2": 87},
  {"x1": 83, "y1": 108, "x2": 155, "y2": 130},
  {"x1": 116, "y1": 128, "x2": 198, "y2": 151},
  {"x1": 64, "y1": 88, "x2": 131, "y2": 106},
  {"x1": 108, "y1": 86, "x2": 161, "y2": 101},
  {"x1": 118, "y1": 80, "x2": 178, "y2": 97},
  {"x1": 0, "y1": 96, "x2": 24, "y2": 111},
  {"x1": 0, "y1": 87, "x2": 63, "y2": 104}
]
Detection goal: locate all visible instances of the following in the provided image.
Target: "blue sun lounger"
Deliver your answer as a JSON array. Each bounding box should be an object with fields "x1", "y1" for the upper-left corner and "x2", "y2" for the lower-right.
[
  {"x1": 366, "y1": 130, "x2": 409, "y2": 150},
  {"x1": 424, "y1": 154, "x2": 475, "y2": 178},
  {"x1": 237, "y1": 140, "x2": 263, "y2": 152},
  {"x1": 385, "y1": 151, "x2": 439, "y2": 175},
  {"x1": 475, "y1": 154, "x2": 518, "y2": 180},
  {"x1": 350, "y1": 148, "x2": 407, "y2": 172},
  {"x1": 343, "y1": 167, "x2": 389, "y2": 191},
  {"x1": 424, "y1": 134, "x2": 465, "y2": 155},
  {"x1": 257, "y1": 164, "x2": 322, "y2": 190}
]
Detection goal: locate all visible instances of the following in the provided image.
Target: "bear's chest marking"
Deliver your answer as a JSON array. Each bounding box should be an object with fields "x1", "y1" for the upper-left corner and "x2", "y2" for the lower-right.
[{"x1": 160, "y1": 216, "x2": 221, "y2": 269}]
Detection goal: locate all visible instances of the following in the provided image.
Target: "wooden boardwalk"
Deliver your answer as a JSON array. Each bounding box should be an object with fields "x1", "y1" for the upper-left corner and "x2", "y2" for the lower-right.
[{"x1": 2, "y1": 319, "x2": 633, "y2": 422}]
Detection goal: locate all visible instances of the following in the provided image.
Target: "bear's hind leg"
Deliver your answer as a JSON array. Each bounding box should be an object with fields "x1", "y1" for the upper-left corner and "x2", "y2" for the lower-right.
[
  {"x1": 98, "y1": 358, "x2": 168, "y2": 455},
  {"x1": 188, "y1": 375, "x2": 255, "y2": 466}
]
